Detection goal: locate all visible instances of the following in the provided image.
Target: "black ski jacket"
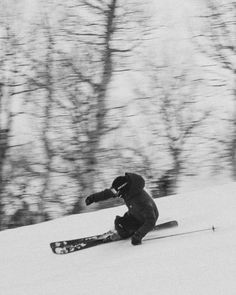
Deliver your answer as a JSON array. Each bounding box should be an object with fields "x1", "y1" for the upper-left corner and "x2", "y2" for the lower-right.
[{"x1": 90, "y1": 173, "x2": 159, "y2": 239}]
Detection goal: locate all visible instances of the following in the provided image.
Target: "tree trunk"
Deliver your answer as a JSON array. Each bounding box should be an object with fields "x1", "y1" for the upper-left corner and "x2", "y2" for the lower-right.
[
  {"x1": 0, "y1": 129, "x2": 8, "y2": 230},
  {"x1": 231, "y1": 79, "x2": 236, "y2": 180},
  {"x1": 84, "y1": 0, "x2": 116, "y2": 193}
]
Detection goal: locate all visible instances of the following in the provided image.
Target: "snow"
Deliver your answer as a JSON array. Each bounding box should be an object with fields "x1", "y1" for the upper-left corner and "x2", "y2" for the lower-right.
[{"x1": 1, "y1": 182, "x2": 236, "y2": 295}]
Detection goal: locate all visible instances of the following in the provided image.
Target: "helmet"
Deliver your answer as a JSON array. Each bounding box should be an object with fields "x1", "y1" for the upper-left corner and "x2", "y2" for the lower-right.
[{"x1": 111, "y1": 176, "x2": 129, "y2": 197}]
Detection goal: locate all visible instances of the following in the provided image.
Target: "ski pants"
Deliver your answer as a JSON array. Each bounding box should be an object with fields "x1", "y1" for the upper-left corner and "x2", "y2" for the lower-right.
[{"x1": 114, "y1": 212, "x2": 142, "y2": 239}]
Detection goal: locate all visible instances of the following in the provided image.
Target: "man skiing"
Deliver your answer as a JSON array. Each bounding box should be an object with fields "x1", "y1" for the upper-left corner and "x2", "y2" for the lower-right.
[{"x1": 85, "y1": 172, "x2": 159, "y2": 245}]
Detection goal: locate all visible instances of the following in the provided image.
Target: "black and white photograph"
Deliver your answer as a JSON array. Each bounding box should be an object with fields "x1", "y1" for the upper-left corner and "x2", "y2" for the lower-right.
[{"x1": 0, "y1": 0, "x2": 236, "y2": 294}]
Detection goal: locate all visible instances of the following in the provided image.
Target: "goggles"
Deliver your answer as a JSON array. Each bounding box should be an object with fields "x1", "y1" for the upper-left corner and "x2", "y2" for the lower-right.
[{"x1": 110, "y1": 182, "x2": 128, "y2": 197}]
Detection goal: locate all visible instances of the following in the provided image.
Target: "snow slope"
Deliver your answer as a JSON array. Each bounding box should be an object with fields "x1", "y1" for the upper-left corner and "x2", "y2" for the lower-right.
[{"x1": 1, "y1": 182, "x2": 236, "y2": 295}]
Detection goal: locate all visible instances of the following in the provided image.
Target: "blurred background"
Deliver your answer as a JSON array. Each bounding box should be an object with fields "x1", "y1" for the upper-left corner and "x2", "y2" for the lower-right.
[{"x1": 0, "y1": 0, "x2": 235, "y2": 230}]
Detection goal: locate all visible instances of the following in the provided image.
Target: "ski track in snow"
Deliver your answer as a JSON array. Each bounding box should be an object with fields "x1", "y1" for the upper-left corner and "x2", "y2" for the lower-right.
[{"x1": 0, "y1": 182, "x2": 236, "y2": 295}]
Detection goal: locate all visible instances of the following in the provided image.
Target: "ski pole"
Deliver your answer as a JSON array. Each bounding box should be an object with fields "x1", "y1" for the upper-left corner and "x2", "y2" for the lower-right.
[{"x1": 145, "y1": 225, "x2": 216, "y2": 242}]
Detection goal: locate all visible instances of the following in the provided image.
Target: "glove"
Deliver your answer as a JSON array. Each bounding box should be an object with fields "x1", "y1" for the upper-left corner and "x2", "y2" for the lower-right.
[
  {"x1": 131, "y1": 232, "x2": 142, "y2": 245},
  {"x1": 85, "y1": 195, "x2": 95, "y2": 206}
]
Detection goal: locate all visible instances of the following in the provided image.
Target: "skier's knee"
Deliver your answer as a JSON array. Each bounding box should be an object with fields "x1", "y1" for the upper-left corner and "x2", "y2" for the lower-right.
[{"x1": 114, "y1": 216, "x2": 132, "y2": 239}]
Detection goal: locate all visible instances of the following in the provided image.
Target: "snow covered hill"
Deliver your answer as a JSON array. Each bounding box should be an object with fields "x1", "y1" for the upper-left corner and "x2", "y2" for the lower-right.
[{"x1": 1, "y1": 182, "x2": 236, "y2": 295}]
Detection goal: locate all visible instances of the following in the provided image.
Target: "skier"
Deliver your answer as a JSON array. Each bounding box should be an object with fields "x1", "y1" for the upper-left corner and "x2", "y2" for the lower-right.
[{"x1": 85, "y1": 172, "x2": 159, "y2": 245}]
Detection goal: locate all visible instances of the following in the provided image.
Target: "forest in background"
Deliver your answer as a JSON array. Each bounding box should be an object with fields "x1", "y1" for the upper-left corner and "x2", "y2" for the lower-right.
[{"x1": 0, "y1": 0, "x2": 235, "y2": 230}]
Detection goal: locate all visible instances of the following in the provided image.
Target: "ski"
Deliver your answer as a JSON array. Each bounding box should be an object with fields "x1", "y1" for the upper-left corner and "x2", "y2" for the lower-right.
[
  {"x1": 144, "y1": 225, "x2": 215, "y2": 242},
  {"x1": 50, "y1": 220, "x2": 178, "y2": 254}
]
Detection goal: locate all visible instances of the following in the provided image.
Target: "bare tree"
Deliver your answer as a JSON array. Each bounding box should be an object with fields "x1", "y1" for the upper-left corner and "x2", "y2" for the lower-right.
[
  {"x1": 0, "y1": 10, "x2": 29, "y2": 229},
  {"x1": 21, "y1": 13, "x2": 64, "y2": 221},
  {"x1": 0, "y1": 0, "x2": 155, "y2": 220},
  {"x1": 194, "y1": 0, "x2": 236, "y2": 179},
  {"x1": 136, "y1": 63, "x2": 211, "y2": 192},
  {"x1": 49, "y1": 0, "x2": 153, "y2": 210}
]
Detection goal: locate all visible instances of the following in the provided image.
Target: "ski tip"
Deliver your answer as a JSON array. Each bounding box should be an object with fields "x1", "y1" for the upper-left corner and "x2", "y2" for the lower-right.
[
  {"x1": 168, "y1": 220, "x2": 178, "y2": 227},
  {"x1": 50, "y1": 243, "x2": 55, "y2": 249},
  {"x1": 50, "y1": 243, "x2": 60, "y2": 254},
  {"x1": 50, "y1": 245, "x2": 65, "y2": 254}
]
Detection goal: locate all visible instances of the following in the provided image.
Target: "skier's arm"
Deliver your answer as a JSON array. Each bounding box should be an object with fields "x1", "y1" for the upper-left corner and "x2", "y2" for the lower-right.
[
  {"x1": 85, "y1": 189, "x2": 116, "y2": 205},
  {"x1": 133, "y1": 205, "x2": 157, "y2": 242}
]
